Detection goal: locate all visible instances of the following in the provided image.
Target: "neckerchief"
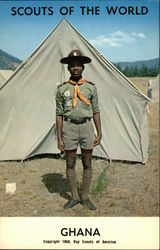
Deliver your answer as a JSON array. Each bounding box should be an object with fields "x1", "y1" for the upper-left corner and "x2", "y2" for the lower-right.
[{"x1": 69, "y1": 78, "x2": 90, "y2": 108}]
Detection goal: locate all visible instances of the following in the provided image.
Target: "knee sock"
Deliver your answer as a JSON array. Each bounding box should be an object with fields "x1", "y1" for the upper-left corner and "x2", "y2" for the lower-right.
[
  {"x1": 66, "y1": 168, "x2": 80, "y2": 201},
  {"x1": 81, "y1": 168, "x2": 92, "y2": 200}
]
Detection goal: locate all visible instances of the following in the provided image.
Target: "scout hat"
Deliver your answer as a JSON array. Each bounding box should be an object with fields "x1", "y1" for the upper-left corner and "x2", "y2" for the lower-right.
[{"x1": 60, "y1": 49, "x2": 91, "y2": 64}]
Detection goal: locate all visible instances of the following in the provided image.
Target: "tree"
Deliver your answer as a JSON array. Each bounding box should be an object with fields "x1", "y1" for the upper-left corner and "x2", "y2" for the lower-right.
[
  {"x1": 123, "y1": 66, "x2": 130, "y2": 77},
  {"x1": 141, "y1": 64, "x2": 148, "y2": 76},
  {"x1": 114, "y1": 63, "x2": 123, "y2": 73}
]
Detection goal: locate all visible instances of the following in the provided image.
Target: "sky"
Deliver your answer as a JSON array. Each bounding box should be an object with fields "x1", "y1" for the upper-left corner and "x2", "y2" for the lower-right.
[{"x1": 0, "y1": 0, "x2": 159, "y2": 63}]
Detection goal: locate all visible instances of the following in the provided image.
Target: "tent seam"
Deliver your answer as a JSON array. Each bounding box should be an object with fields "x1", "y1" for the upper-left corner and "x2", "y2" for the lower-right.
[{"x1": 138, "y1": 102, "x2": 148, "y2": 164}]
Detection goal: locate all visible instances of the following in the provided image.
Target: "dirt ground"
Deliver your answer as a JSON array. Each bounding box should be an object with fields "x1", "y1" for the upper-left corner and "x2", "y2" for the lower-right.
[{"x1": 0, "y1": 77, "x2": 159, "y2": 217}]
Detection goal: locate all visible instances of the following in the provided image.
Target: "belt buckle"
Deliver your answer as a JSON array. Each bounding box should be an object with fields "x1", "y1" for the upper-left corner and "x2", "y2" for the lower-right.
[
  {"x1": 75, "y1": 119, "x2": 80, "y2": 124},
  {"x1": 79, "y1": 118, "x2": 86, "y2": 124},
  {"x1": 72, "y1": 119, "x2": 81, "y2": 124}
]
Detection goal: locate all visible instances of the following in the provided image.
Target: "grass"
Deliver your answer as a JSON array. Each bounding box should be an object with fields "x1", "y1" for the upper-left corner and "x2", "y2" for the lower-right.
[
  {"x1": 21, "y1": 191, "x2": 34, "y2": 196},
  {"x1": 109, "y1": 202, "x2": 116, "y2": 207},
  {"x1": 20, "y1": 180, "x2": 26, "y2": 184},
  {"x1": 91, "y1": 165, "x2": 109, "y2": 197},
  {"x1": 29, "y1": 170, "x2": 37, "y2": 173}
]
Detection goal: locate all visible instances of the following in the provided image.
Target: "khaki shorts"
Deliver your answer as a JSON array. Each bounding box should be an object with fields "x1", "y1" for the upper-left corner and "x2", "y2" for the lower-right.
[{"x1": 62, "y1": 119, "x2": 95, "y2": 150}]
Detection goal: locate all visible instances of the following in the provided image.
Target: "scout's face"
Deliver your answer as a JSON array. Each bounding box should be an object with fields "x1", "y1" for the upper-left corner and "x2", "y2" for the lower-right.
[{"x1": 68, "y1": 60, "x2": 84, "y2": 80}]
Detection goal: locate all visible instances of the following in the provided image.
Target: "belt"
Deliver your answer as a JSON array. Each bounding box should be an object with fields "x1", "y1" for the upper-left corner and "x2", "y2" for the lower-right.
[{"x1": 64, "y1": 117, "x2": 91, "y2": 124}]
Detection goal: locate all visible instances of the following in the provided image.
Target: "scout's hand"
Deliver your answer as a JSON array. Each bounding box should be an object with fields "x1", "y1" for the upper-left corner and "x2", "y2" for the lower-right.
[
  {"x1": 93, "y1": 134, "x2": 102, "y2": 146},
  {"x1": 58, "y1": 139, "x2": 64, "y2": 151}
]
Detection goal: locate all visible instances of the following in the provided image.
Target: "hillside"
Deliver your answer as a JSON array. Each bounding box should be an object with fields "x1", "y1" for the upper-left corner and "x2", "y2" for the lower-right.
[
  {"x1": 114, "y1": 58, "x2": 159, "y2": 70},
  {"x1": 0, "y1": 49, "x2": 22, "y2": 70}
]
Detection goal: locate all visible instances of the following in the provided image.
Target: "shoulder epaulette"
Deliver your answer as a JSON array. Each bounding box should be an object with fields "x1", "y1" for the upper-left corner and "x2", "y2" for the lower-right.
[
  {"x1": 85, "y1": 80, "x2": 95, "y2": 85},
  {"x1": 58, "y1": 82, "x2": 68, "y2": 87}
]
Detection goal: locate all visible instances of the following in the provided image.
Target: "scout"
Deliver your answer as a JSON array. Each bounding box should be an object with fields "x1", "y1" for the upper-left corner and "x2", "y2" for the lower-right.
[{"x1": 56, "y1": 50, "x2": 102, "y2": 210}]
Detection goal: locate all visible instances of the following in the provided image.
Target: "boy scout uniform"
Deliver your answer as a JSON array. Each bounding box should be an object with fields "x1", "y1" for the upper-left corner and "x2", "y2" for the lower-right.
[
  {"x1": 56, "y1": 49, "x2": 101, "y2": 210},
  {"x1": 56, "y1": 79, "x2": 100, "y2": 150}
]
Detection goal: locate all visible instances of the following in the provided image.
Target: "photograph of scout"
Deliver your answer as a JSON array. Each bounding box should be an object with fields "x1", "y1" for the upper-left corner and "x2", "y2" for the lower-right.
[{"x1": 56, "y1": 49, "x2": 102, "y2": 210}]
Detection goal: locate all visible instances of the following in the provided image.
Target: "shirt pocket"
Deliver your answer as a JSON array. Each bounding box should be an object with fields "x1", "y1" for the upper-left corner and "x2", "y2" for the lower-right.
[{"x1": 64, "y1": 96, "x2": 73, "y2": 111}]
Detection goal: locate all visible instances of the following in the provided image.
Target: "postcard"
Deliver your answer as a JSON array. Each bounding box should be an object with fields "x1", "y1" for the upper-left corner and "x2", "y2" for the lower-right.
[{"x1": 0, "y1": 0, "x2": 159, "y2": 249}]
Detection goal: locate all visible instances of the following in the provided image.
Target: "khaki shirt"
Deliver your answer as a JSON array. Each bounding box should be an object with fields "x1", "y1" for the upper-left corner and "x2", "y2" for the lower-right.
[{"x1": 56, "y1": 80, "x2": 100, "y2": 120}]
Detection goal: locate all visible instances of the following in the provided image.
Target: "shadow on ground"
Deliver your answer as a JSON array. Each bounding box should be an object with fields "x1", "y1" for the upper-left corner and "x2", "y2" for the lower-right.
[{"x1": 41, "y1": 173, "x2": 70, "y2": 200}]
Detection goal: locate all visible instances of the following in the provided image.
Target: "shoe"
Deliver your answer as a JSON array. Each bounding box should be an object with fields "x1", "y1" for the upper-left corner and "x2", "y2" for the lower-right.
[
  {"x1": 64, "y1": 199, "x2": 80, "y2": 209},
  {"x1": 81, "y1": 199, "x2": 96, "y2": 210}
]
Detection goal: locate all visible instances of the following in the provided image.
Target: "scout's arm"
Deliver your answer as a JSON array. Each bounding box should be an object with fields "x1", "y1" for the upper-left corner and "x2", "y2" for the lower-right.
[
  {"x1": 56, "y1": 87, "x2": 64, "y2": 151},
  {"x1": 93, "y1": 112, "x2": 102, "y2": 146},
  {"x1": 91, "y1": 85, "x2": 102, "y2": 146},
  {"x1": 56, "y1": 115, "x2": 64, "y2": 151}
]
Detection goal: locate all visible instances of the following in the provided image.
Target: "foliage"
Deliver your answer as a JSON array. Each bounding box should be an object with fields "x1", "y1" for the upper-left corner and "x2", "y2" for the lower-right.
[
  {"x1": 114, "y1": 62, "x2": 159, "y2": 77},
  {"x1": 91, "y1": 166, "x2": 109, "y2": 196}
]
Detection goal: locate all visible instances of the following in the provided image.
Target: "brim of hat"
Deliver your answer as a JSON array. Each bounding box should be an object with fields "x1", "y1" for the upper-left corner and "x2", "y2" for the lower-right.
[{"x1": 60, "y1": 56, "x2": 91, "y2": 64}]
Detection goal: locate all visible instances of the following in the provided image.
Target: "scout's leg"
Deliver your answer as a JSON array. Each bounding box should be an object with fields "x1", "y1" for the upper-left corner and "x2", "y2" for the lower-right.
[
  {"x1": 64, "y1": 149, "x2": 80, "y2": 209},
  {"x1": 81, "y1": 148, "x2": 96, "y2": 210}
]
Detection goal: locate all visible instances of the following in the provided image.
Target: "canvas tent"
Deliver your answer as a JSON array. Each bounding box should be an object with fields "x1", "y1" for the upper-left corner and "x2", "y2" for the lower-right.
[
  {"x1": 0, "y1": 70, "x2": 13, "y2": 87},
  {"x1": 0, "y1": 18, "x2": 149, "y2": 162},
  {"x1": 147, "y1": 74, "x2": 159, "y2": 103}
]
